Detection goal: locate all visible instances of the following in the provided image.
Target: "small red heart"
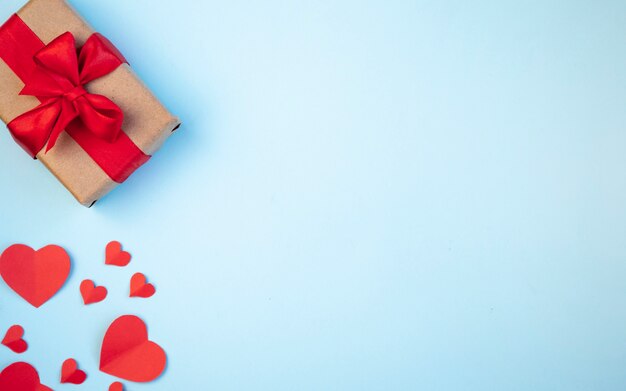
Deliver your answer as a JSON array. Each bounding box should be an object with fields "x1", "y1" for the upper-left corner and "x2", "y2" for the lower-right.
[
  {"x1": 109, "y1": 381, "x2": 124, "y2": 391},
  {"x1": 100, "y1": 315, "x2": 167, "y2": 382},
  {"x1": 80, "y1": 279, "x2": 108, "y2": 305},
  {"x1": 0, "y1": 244, "x2": 71, "y2": 308},
  {"x1": 130, "y1": 272, "x2": 156, "y2": 298},
  {"x1": 2, "y1": 325, "x2": 28, "y2": 354},
  {"x1": 105, "y1": 241, "x2": 131, "y2": 267},
  {"x1": 0, "y1": 362, "x2": 53, "y2": 391},
  {"x1": 61, "y1": 358, "x2": 87, "y2": 384}
]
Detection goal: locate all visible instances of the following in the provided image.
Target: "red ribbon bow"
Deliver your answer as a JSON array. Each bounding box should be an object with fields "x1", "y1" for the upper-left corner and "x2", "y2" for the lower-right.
[{"x1": 7, "y1": 31, "x2": 126, "y2": 156}]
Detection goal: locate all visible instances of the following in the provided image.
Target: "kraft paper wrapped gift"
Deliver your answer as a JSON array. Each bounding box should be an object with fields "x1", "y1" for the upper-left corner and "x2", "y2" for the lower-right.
[{"x1": 0, "y1": 0, "x2": 180, "y2": 206}]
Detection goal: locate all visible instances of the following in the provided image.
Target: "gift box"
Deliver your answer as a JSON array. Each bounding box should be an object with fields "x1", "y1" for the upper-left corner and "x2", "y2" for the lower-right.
[{"x1": 0, "y1": 0, "x2": 180, "y2": 206}]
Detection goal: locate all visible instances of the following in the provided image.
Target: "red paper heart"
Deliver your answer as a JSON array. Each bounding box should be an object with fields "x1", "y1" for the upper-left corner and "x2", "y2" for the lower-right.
[
  {"x1": 80, "y1": 279, "x2": 108, "y2": 304},
  {"x1": 61, "y1": 358, "x2": 87, "y2": 384},
  {"x1": 109, "y1": 381, "x2": 124, "y2": 391},
  {"x1": 2, "y1": 325, "x2": 28, "y2": 354},
  {"x1": 129, "y1": 272, "x2": 156, "y2": 298},
  {"x1": 105, "y1": 241, "x2": 131, "y2": 267},
  {"x1": 100, "y1": 315, "x2": 166, "y2": 382},
  {"x1": 0, "y1": 362, "x2": 52, "y2": 391},
  {"x1": 0, "y1": 244, "x2": 71, "y2": 308}
]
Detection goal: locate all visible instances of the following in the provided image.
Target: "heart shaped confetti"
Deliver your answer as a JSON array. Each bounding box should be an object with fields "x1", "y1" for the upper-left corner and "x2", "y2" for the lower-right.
[
  {"x1": 109, "y1": 381, "x2": 124, "y2": 391},
  {"x1": 0, "y1": 244, "x2": 71, "y2": 308},
  {"x1": 2, "y1": 325, "x2": 28, "y2": 354},
  {"x1": 105, "y1": 241, "x2": 131, "y2": 267},
  {"x1": 0, "y1": 362, "x2": 52, "y2": 391},
  {"x1": 100, "y1": 315, "x2": 166, "y2": 382},
  {"x1": 80, "y1": 279, "x2": 108, "y2": 305},
  {"x1": 130, "y1": 272, "x2": 156, "y2": 298},
  {"x1": 60, "y1": 358, "x2": 87, "y2": 384}
]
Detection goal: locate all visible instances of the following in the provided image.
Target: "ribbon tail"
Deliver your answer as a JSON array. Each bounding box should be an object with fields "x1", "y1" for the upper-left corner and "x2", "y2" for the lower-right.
[{"x1": 45, "y1": 98, "x2": 78, "y2": 152}]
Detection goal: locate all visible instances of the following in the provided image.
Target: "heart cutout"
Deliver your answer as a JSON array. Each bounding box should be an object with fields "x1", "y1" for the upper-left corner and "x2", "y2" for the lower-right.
[
  {"x1": 105, "y1": 241, "x2": 131, "y2": 267},
  {"x1": 100, "y1": 315, "x2": 166, "y2": 382},
  {"x1": 109, "y1": 381, "x2": 125, "y2": 391},
  {"x1": 0, "y1": 362, "x2": 52, "y2": 391},
  {"x1": 61, "y1": 358, "x2": 87, "y2": 384},
  {"x1": 2, "y1": 325, "x2": 28, "y2": 353},
  {"x1": 80, "y1": 279, "x2": 108, "y2": 304},
  {"x1": 0, "y1": 244, "x2": 71, "y2": 308},
  {"x1": 130, "y1": 272, "x2": 156, "y2": 298}
]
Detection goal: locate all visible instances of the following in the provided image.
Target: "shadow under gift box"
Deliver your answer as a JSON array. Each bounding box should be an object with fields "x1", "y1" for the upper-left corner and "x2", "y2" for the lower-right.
[{"x1": 0, "y1": 0, "x2": 180, "y2": 207}]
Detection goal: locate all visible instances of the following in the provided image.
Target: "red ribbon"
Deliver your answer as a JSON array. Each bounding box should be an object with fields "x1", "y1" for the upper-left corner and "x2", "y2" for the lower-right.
[{"x1": 0, "y1": 14, "x2": 149, "y2": 183}]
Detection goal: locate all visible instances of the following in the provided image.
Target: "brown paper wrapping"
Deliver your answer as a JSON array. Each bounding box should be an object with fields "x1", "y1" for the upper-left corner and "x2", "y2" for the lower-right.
[{"x1": 0, "y1": 0, "x2": 180, "y2": 206}]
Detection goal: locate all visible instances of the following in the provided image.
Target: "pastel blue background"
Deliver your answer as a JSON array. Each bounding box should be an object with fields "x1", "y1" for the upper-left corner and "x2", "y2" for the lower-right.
[{"x1": 0, "y1": 0, "x2": 625, "y2": 389}]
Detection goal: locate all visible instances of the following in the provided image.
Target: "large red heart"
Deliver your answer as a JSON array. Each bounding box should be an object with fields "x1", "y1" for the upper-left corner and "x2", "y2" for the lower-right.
[
  {"x1": 100, "y1": 315, "x2": 167, "y2": 382},
  {"x1": 2, "y1": 325, "x2": 28, "y2": 354},
  {"x1": 0, "y1": 362, "x2": 52, "y2": 391},
  {"x1": 0, "y1": 244, "x2": 71, "y2": 308}
]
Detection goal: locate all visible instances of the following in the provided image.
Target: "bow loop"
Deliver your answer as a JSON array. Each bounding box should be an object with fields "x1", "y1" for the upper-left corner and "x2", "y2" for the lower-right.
[
  {"x1": 33, "y1": 32, "x2": 79, "y2": 87},
  {"x1": 79, "y1": 33, "x2": 125, "y2": 84},
  {"x1": 74, "y1": 93, "x2": 123, "y2": 142},
  {"x1": 7, "y1": 99, "x2": 63, "y2": 156}
]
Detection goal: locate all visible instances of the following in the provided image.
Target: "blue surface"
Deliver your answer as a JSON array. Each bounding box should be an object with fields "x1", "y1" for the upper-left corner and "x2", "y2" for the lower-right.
[{"x1": 1, "y1": 0, "x2": 626, "y2": 389}]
